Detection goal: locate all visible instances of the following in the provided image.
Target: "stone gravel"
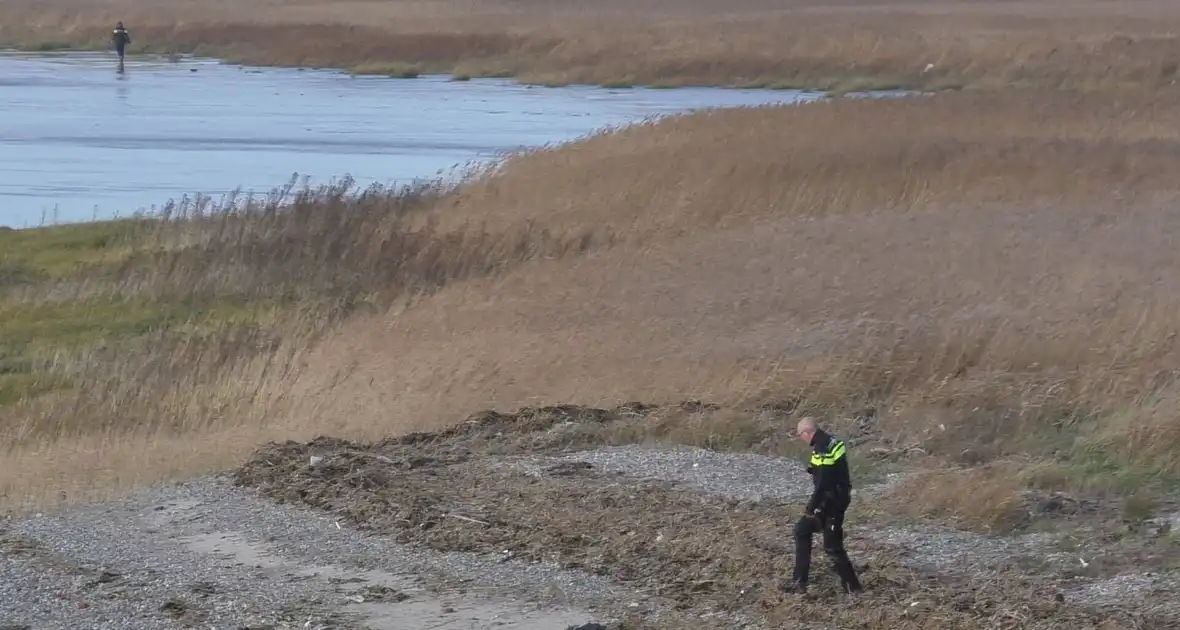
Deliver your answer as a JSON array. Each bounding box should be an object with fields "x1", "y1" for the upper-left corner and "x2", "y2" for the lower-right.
[
  {"x1": 1065, "y1": 572, "x2": 1180, "y2": 615},
  {"x1": 4, "y1": 442, "x2": 1178, "y2": 628},
  {"x1": 864, "y1": 525, "x2": 1059, "y2": 573},
  {"x1": 496, "y1": 445, "x2": 1058, "y2": 576},
  {"x1": 0, "y1": 532, "x2": 174, "y2": 630},
  {"x1": 497, "y1": 444, "x2": 816, "y2": 502},
  {"x1": 1, "y1": 476, "x2": 651, "y2": 630},
  {"x1": 494, "y1": 443, "x2": 1180, "y2": 618}
]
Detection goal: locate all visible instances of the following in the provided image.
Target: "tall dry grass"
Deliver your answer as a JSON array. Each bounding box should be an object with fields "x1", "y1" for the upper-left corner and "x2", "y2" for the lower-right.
[
  {"x1": 0, "y1": 175, "x2": 604, "y2": 511},
  {"x1": 6, "y1": 87, "x2": 1180, "y2": 523},
  {"x1": 439, "y1": 88, "x2": 1180, "y2": 238},
  {"x1": 262, "y1": 88, "x2": 1180, "y2": 523},
  {"x1": 4, "y1": 0, "x2": 1180, "y2": 89}
]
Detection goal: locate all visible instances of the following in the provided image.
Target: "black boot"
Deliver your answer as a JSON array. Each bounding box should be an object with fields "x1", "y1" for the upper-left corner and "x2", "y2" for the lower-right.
[
  {"x1": 819, "y1": 508, "x2": 863, "y2": 594},
  {"x1": 830, "y1": 555, "x2": 863, "y2": 593}
]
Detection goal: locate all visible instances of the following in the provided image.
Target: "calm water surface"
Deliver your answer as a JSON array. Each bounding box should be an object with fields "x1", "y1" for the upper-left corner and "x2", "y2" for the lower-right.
[{"x1": 0, "y1": 51, "x2": 829, "y2": 228}]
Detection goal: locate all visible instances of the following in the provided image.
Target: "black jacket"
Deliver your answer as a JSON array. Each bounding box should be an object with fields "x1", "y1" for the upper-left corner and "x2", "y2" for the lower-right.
[{"x1": 805, "y1": 429, "x2": 852, "y2": 514}]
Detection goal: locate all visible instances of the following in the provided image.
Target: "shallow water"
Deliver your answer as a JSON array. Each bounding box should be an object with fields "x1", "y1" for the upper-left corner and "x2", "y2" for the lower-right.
[{"x1": 0, "y1": 51, "x2": 831, "y2": 228}]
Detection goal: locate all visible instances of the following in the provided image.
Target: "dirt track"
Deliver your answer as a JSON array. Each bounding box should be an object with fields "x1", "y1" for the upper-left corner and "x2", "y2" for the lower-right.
[
  {"x1": 2, "y1": 476, "x2": 620, "y2": 630},
  {"x1": 232, "y1": 403, "x2": 1180, "y2": 629}
]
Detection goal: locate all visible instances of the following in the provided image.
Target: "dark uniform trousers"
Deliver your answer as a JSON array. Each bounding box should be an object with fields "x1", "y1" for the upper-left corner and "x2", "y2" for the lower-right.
[{"x1": 792, "y1": 499, "x2": 861, "y2": 592}]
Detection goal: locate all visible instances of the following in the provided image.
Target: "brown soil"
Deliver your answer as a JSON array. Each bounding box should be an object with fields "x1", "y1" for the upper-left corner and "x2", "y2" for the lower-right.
[{"x1": 233, "y1": 404, "x2": 1179, "y2": 629}]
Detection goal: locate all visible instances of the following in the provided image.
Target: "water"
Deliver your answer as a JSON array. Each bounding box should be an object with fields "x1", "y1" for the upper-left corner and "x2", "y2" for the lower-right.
[{"x1": 0, "y1": 51, "x2": 832, "y2": 228}]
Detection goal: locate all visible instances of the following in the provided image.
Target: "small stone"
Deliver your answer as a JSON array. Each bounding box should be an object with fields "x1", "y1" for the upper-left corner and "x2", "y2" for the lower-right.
[{"x1": 159, "y1": 597, "x2": 187, "y2": 617}]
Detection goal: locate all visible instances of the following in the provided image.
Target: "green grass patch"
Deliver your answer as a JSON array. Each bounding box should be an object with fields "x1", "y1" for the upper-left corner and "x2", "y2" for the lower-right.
[
  {"x1": 1, "y1": 298, "x2": 202, "y2": 349},
  {"x1": 0, "y1": 295, "x2": 279, "y2": 351},
  {"x1": 0, "y1": 263, "x2": 45, "y2": 288},
  {"x1": 0, "y1": 373, "x2": 68, "y2": 406},
  {"x1": 1020, "y1": 449, "x2": 1180, "y2": 505},
  {"x1": 0, "y1": 286, "x2": 282, "y2": 407},
  {"x1": 600, "y1": 77, "x2": 636, "y2": 89},
  {"x1": 0, "y1": 220, "x2": 143, "y2": 278},
  {"x1": 450, "y1": 61, "x2": 517, "y2": 81},
  {"x1": 0, "y1": 221, "x2": 163, "y2": 405},
  {"x1": 349, "y1": 61, "x2": 423, "y2": 78},
  {"x1": 0, "y1": 355, "x2": 33, "y2": 376}
]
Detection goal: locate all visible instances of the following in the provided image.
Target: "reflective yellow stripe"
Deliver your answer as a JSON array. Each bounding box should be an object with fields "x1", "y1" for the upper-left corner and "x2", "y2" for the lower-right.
[
  {"x1": 828, "y1": 441, "x2": 846, "y2": 459},
  {"x1": 809, "y1": 440, "x2": 846, "y2": 466}
]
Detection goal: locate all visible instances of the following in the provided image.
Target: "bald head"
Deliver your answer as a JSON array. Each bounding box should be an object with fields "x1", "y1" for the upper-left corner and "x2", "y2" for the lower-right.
[{"x1": 796, "y1": 416, "x2": 818, "y2": 443}]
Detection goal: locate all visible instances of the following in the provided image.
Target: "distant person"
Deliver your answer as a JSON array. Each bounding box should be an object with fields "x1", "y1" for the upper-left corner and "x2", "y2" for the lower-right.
[
  {"x1": 112, "y1": 22, "x2": 131, "y2": 64},
  {"x1": 782, "y1": 416, "x2": 864, "y2": 595}
]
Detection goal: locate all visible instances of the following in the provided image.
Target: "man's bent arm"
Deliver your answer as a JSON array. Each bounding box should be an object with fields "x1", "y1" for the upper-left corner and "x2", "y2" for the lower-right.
[{"x1": 805, "y1": 440, "x2": 846, "y2": 514}]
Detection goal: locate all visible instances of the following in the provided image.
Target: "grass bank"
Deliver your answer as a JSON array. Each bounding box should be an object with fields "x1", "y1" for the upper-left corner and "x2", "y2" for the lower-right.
[
  {"x1": 3, "y1": 0, "x2": 1180, "y2": 90},
  {"x1": 4, "y1": 87, "x2": 1180, "y2": 526},
  {"x1": 0, "y1": 175, "x2": 609, "y2": 507}
]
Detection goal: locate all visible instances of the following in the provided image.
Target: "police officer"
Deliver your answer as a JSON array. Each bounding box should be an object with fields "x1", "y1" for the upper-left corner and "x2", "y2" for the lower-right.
[{"x1": 782, "y1": 416, "x2": 863, "y2": 595}]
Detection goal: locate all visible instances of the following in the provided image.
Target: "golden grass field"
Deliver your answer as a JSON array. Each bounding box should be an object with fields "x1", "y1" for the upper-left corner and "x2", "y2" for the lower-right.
[
  {"x1": 5, "y1": 85, "x2": 1180, "y2": 528},
  {"x1": 3, "y1": 0, "x2": 1180, "y2": 89},
  {"x1": 3, "y1": 0, "x2": 1180, "y2": 540}
]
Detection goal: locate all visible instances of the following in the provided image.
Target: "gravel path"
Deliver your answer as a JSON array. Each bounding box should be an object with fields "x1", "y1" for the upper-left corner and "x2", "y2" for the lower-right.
[
  {"x1": 496, "y1": 444, "x2": 907, "y2": 504},
  {"x1": 0, "y1": 476, "x2": 654, "y2": 630},
  {"x1": 496, "y1": 444, "x2": 815, "y2": 502}
]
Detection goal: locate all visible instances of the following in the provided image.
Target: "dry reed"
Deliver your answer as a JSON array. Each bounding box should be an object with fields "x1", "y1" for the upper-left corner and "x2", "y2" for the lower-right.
[
  {"x1": 255, "y1": 88, "x2": 1180, "y2": 528},
  {"x1": 0, "y1": 174, "x2": 603, "y2": 510},
  {"x1": 4, "y1": 85, "x2": 1180, "y2": 528}
]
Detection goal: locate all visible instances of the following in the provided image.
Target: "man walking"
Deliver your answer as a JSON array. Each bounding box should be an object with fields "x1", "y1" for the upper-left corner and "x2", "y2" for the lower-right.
[
  {"x1": 782, "y1": 416, "x2": 863, "y2": 595},
  {"x1": 111, "y1": 22, "x2": 131, "y2": 64}
]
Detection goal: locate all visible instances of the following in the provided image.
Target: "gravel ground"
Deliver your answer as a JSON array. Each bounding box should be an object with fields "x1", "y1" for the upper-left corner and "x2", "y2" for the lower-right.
[
  {"x1": 5, "y1": 437, "x2": 1178, "y2": 628},
  {"x1": 496, "y1": 445, "x2": 815, "y2": 502},
  {"x1": 1066, "y1": 572, "x2": 1180, "y2": 614},
  {"x1": 494, "y1": 444, "x2": 1180, "y2": 616},
  {"x1": 494, "y1": 445, "x2": 1060, "y2": 576},
  {"x1": 864, "y1": 525, "x2": 1060, "y2": 572},
  {"x1": 495, "y1": 444, "x2": 908, "y2": 504},
  {"x1": 0, "y1": 476, "x2": 657, "y2": 630}
]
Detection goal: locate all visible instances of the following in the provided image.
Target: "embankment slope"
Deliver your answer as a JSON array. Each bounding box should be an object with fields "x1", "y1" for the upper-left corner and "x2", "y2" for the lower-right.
[
  {"x1": 276, "y1": 89, "x2": 1180, "y2": 449},
  {"x1": 216, "y1": 90, "x2": 1180, "y2": 628},
  {"x1": 6, "y1": 89, "x2": 1180, "y2": 550}
]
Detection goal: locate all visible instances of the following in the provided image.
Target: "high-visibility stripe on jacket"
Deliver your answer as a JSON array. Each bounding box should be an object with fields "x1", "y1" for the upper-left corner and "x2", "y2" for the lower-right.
[{"x1": 805, "y1": 429, "x2": 852, "y2": 514}]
